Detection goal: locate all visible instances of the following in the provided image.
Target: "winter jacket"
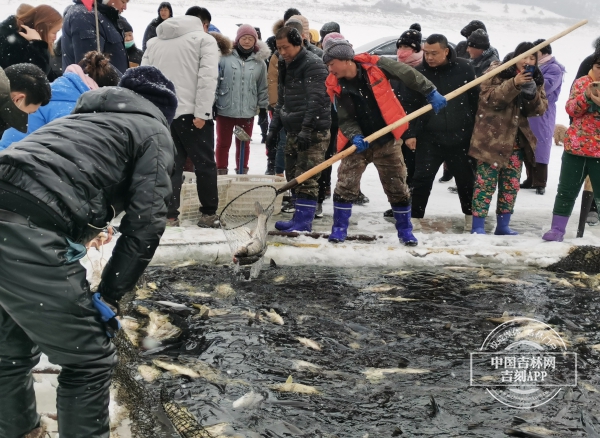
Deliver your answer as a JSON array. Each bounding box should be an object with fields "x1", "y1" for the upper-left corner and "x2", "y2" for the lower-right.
[
  {"x1": 270, "y1": 47, "x2": 331, "y2": 135},
  {"x1": 0, "y1": 72, "x2": 89, "y2": 149},
  {"x1": 563, "y1": 72, "x2": 600, "y2": 158},
  {"x1": 143, "y1": 1, "x2": 174, "y2": 52},
  {"x1": 0, "y1": 67, "x2": 28, "y2": 136},
  {"x1": 142, "y1": 16, "x2": 219, "y2": 120},
  {"x1": 327, "y1": 55, "x2": 435, "y2": 151},
  {"x1": 528, "y1": 56, "x2": 565, "y2": 164},
  {"x1": 471, "y1": 47, "x2": 500, "y2": 77},
  {"x1": 126, "y1": 43, "x2": 144, "y2": 67},
  {"x1": 455, "y1": 40, "x2": 469, "y2": 59},
  {"x1": 49, "y1": 37, "x2": 64, "y2": 80},
  {"x1": 413, "y1": 45, "x2": 479, "y2": 143},
  {"x1": 0, "y1": 16, "x2": 51, "y2": 76},
  {"x1": 469, "y1": 62, "x2": 548, "y2": 168},
  {"x1": 0, "y1": 87, "x2": 174, "y2": 301},
  {"x1": 268, "y1": 53, "x2": 279, "y2": 107},
  {"x1": 62, "y1": 0, "x2": 128, "y2": 74},
  {"x1": 306, "y1": 41, "x2": 323, "y2": 58},
  {"x1": 215, "y1": 42, "x2": 269, "y2": 119}
]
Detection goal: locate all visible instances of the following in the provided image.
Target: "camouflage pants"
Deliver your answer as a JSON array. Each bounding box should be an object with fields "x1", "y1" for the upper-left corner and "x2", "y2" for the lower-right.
[
  {"x1": 334, "y1": 139, "x2": 410, "y2": 205},
  {"x1": 285, "y1": 131, "x2": 330, "y2": 199},
  {"x1": 472, "y1": 148, "x2": 523, "y2": 217}
]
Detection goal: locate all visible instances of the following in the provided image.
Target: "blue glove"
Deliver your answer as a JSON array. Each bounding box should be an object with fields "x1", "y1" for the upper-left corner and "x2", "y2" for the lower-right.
[
  {"x1": 426, "y1": 90, "x2": 447, "y2": 114},
  {"x1": 92, "y1": 293, "x2": 121, "y2": 338},
  {"x1": 352, "y1": 135, "x2": 369, "y2": 153}
]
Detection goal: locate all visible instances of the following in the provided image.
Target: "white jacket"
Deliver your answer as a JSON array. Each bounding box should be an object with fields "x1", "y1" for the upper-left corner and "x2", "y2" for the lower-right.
[{"x1": 142, "y1": 16, "x2": 219, "y2": 120}]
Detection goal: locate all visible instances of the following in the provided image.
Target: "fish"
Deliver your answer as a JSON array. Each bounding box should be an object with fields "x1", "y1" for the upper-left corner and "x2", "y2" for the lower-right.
[
  {"x1": 192, "y1": 304, "x2": 211, "y2": 319},
  {"x1": 378, "y1": 296, "x2": 419, "y2": 303},
  {"x1": 272, "y1": 375, "x2": 320, "y2": 395},
  {"x1": 162, "y1": 400, "x2": 208, "y2": 438},
  {"x1": 120, "y1": 316, "x2": 141, "y2": 346},
  {"x1": 203, "y1": 422, "x2": 242, "y2": 438},
  {"x1": 215, "y1": 283, "x2": 236, "y2": 298},
  {"x1": 363, "y1": 367, "x2": 430, "y2": 382},
  {"x1": 349, "y1": 342, "x2": 361, "y2": 350},
  {"x1": 273, "y1": 275, "x2": 286, "y2": 283},
  {"x1": 232, "y1": 391, "x2": 263, "y2": 409},
  {"x1": 135, "y1": 287, "x2": 153, "y2": 299},
  {"x1": 297, "y1": 337, "x2": 321, "y2": 351},
  {"x1": 233, "y1": 202, "x2": 274, "y2": 264},
  {"x1": 361, "y1": 284, "x2": 403, "y2": 293},
  {"x1": 138, "y1": 365, "x2": 162, "y2": 382},
  {"x1": 147, "y1": 282, "x2": 158, "y2": 290},
  {"x1": 178, "y1": 357, "x2": 247, "y2": 386},
  {"x1": 580, "y1": 382, "x2": 598, "y2": 393},
  {"x1": 144, "y1": 311, "x2": 182, "y2": 345},
  {"x1": 486, "y1": 277, "x2": 534, "y2": 286},
  {"x1": 264, "y1": 308, "x2": 284, "y2": 325},
  {"x1": 291, "y1": 360, "x2": 322, "y2": 371},
  {"x1": 488, "y1": 311, "x2": 515, "y2": 324},
  {"x1": 152, "y1": 359, "x2": 200, "y2": 379},
  {"x1": 384, "y1": 270, "x2": 413, "y2": 277}
]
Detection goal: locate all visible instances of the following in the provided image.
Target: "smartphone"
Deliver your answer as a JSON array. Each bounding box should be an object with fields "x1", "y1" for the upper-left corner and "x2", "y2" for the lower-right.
[
  {"x1": 592, "y1": 82, "x2": 600, "y2": 89},
  {"x1": 524, "y1": 65, "x2": 536, "y2": 75}
]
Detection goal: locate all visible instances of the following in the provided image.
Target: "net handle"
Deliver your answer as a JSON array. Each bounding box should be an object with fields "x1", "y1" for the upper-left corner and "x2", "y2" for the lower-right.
[{"x1": 276, "y1": 19, "x2": 588, "y2": 195}]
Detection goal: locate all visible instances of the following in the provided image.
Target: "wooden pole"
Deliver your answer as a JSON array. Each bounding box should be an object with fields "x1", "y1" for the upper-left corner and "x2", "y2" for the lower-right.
[
  {"x1": 94, "y1": 0, "x2": 101, "y2": 52},
  {"x1": 277, "y1": 19, "x2": 588, "y2": 195}
]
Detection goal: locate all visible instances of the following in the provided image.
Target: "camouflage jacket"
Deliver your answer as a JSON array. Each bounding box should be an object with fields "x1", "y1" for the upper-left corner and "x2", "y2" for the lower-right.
[{"x1": 469, "y1": 62, "x2": 548, "y2": 168}]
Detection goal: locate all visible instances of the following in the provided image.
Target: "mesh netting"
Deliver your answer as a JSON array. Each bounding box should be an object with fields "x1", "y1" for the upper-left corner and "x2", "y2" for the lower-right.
[
  {"x1": 111, "y1": 292, "x2": 214, "y2": 438},
  {"x1": 219, "y1": 186, "x2": 277, "y2": 272},
  {"x1": 546, "y1": 245, "x2": 600, "y2": 274}
]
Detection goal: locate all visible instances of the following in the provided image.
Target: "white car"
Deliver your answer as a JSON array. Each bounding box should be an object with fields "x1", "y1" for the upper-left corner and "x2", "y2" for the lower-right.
[{"x1": 354, "y1": 36, "x2": 456, "y2": 59}]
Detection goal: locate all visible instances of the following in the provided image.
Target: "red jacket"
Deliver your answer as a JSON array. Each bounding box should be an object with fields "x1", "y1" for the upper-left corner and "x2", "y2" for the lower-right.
[
  {"x1": 326, "y1": 53, "x2": 408, "y2": 152},
  {"x1": 564, "y1": 71, "x2": 600, "y2": 158}
]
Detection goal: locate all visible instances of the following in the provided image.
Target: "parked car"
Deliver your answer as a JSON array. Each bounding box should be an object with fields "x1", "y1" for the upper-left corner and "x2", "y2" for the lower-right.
[{"x1": 354, "y1": 36, "x2": 456, "y2": 59}]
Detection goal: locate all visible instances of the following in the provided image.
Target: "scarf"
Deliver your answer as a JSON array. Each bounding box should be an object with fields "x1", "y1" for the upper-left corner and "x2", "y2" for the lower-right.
[
  {"x1": 64, "y1": 64, "x2": 99, "y2": 90},
  {"x1": 236, "y1": 45, "x2": 254, "y2": 60},
  {"x1": 397, "y1": 48, "x2": 422, "y2": 67},
  {"x1": 538, "y1": 54, "x2": 553, "y2": 66}
]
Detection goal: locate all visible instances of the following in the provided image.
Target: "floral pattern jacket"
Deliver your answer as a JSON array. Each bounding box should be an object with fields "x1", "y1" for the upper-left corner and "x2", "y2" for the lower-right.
[{"x1": 564, "y1": 71, "x2": 600, "y2": 158}]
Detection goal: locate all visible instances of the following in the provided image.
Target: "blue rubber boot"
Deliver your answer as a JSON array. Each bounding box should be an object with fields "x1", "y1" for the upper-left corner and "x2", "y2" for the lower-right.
[
  {"x1": 328, "y1": 202, "x2": 353, "y2": 243},
  {"x1": 392, "y1": 206, "x2": 418, "y2": 246},
  {"x1": 275, "y1": 199, "x2": 317, "y2": 232},
  {"x1": 494, "y1": 214, "x2": 518, "y2": 235},
  {"x1": 471, "y1": 216, "x2": 486, "y2": 234}
]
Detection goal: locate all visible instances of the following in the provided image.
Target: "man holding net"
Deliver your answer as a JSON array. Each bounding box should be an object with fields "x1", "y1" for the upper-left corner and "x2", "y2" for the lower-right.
[
  {"x1": 323, "y1": 33, "x2": 446, "y2": 245},
  {"x1": 266, "y1": 26, "x2": 331, "y2": 232}
]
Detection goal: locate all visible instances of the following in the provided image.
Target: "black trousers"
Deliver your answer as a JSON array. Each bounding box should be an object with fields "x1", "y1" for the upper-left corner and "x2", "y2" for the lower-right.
[
  {"x1": 402, "y1": 143, "x2": 416, "y2": 187},
  {"x1": 411, "y1": 135, "x2": 475, "y2": 218},
  {"x1": 524, "y1": 161, "x2": 548, "y2": 188},
  {"x1": 169, "y1": 115, "x2": 218, "y2": 217},
  {"x1": 318, "y1": 125, "x2": 338, "y2": 203},
  {"x1": 0, "y1": 213, "x2": 116, "y2": 438}
]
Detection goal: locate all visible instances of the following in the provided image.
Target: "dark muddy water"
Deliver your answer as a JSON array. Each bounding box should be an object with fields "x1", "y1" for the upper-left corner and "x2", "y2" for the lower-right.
[{"x1": 122, "y1": 263, "x2": 600, "y2": 437}]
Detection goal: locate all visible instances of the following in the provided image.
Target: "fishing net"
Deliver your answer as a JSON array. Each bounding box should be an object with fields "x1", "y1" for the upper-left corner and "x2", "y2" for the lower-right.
[
  {"x1": 111, "y1": 292, "x2": 214, "y2": 438},
  {"x1": 546, "y1": 245, "x2": 600, "y2": 274},
  {"x1": 219, "y1": 185, "x2": 277, "y2": 275}
]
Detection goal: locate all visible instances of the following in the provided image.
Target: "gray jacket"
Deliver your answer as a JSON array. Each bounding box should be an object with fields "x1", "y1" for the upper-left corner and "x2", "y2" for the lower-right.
[
  {"x1": 216, "y1": 40, "x2": 270, "y2": 119},
  {"x1": 142, "y1": 16, "x2": 219, "y2": 120}
]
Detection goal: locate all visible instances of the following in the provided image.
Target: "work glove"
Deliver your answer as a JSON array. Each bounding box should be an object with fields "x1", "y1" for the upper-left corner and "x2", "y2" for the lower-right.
[
  {"x1": 258, "y1": 108, "x2": 268, "y2": 126},
  {"x1": 352, "y1": 134, "x2": 370, "y2": 153},
  {"x1": 297, "y1": 128, "x2": 313, "y2": 152},
  {"x1": 92, "y1": 293, "x2": 121, "y2": 338},
  {"x1": 520, "y1": 81, "x2": 537, "y2": 100},
  {"x1": 426, "y1": 90, "x2": 447, "y2": 114},
  {"x1": 266, "y1": 130, "x2": 278, "y2": 153}
]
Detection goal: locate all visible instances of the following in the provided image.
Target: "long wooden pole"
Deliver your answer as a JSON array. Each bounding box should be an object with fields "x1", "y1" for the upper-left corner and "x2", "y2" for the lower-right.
[{"x1": 277, "y1": 19, "x2": 588, "y2": 195}]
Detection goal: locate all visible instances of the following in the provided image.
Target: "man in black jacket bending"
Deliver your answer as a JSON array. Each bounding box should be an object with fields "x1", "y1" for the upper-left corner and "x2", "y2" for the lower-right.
[
  {"x1": 410, "y1": 34, "x2": 479, "y2": 233},
  {"x1": 0, "y1": 66, "x2": 177, "y2": 438},
  {"x1": 267, "y1": 26, "x2": 331, "y2": 232}
]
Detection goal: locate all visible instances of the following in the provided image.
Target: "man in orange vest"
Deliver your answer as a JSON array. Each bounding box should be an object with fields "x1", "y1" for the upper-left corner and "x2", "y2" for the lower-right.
[{"x1": 323, "y1": 33, "x2": 446, "y2": 245}]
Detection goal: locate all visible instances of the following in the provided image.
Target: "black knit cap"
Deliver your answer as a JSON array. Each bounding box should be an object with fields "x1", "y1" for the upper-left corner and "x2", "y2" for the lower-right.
[
  {"x1": 467, "y1": 29, "x2": 490, "y2": 50},
  {"x1": 396, "y1": 23, "x2": 422, "y2": 52},
  {"x1": 320, "y1": 22, "x2": 340, "y2": 39},
  {"x1": 118, "y1": 16, "x2": 133, "y2": 33},
  {"x1": 119, "y1": 66, "x2": 178, "y2": 124},
  {"x1": 461, "y1": 20, "x2": 486, "y2": 38}
]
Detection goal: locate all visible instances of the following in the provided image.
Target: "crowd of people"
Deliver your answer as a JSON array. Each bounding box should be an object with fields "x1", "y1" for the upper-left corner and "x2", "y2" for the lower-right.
[{"x1": 0, "y1": 2, "x2": 599, "y2": 437}]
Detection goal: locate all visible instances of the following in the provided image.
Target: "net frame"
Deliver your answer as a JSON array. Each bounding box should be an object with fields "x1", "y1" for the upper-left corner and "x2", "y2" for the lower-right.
[{"x1": 219, "y1": 185, "x2": 277, "y2": 268}]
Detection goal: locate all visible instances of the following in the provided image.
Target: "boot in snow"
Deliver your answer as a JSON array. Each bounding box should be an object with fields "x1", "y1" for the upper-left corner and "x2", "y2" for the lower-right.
[
  {"x1": 275, "y1": 199, "x2": 317, "y2": 232},
  {"x1": 265, "y1": 159, "x2": 275, "y2": 175},
  {"x1": 542, "y1": 215, "x2": 569, "y2": 242},
  {"x1": 328, "y1": 202, "x2": 352, "y2": 243},
  {"x1": 471, "y1": 216, "x2": 486, "y2": 234},
  {"x1": 393, "y1": 206, "x2": 418, "y2": 246},
  {"x1": 494, "y1": 214, "x2": 518, "y2": 235},
  {"x1": 217, "y1": 168, "x2": 228, "y2": 175}
]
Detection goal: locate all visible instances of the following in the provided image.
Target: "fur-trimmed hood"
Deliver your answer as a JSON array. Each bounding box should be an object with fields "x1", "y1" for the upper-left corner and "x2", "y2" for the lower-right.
[
  {"x1": 211, "y1": 31, "x2": 233, "y2": 56},
  {"x1": 272, "y1": 18, "x2": 285, "y2": 35},
  {"x1": 253, "y1": 40, "x2": 271, "y2": 61}
]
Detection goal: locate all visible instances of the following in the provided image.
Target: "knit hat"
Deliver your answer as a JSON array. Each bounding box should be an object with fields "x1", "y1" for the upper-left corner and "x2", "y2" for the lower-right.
[
  {"x1": 119, "y1": 66, "x2": 177, "y2": 124},
  {"x1": 322, "y1": 32, "x2": 354, "y2": 64},
  {"x1": 467, "y1": 29, "x2": 490, "y2": 50},
  {"x1": 235, "y1": 24, "x2": 258, "y2": 45},
  {"x1": 287, "y1": 15, "x2": 309, "y2": 37},
  {"x1": 396, "y1": 23, "x2": 422, "y2": 52},
  {"x1": 461, "y1": 20, "x2": 486, "y2": 38},
  {"x1": 118, "y1": 16, "x2": 133, "y2": 33},
  {"x1": 320, "y1": 22, "x2": 340, "y2": 40}
]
